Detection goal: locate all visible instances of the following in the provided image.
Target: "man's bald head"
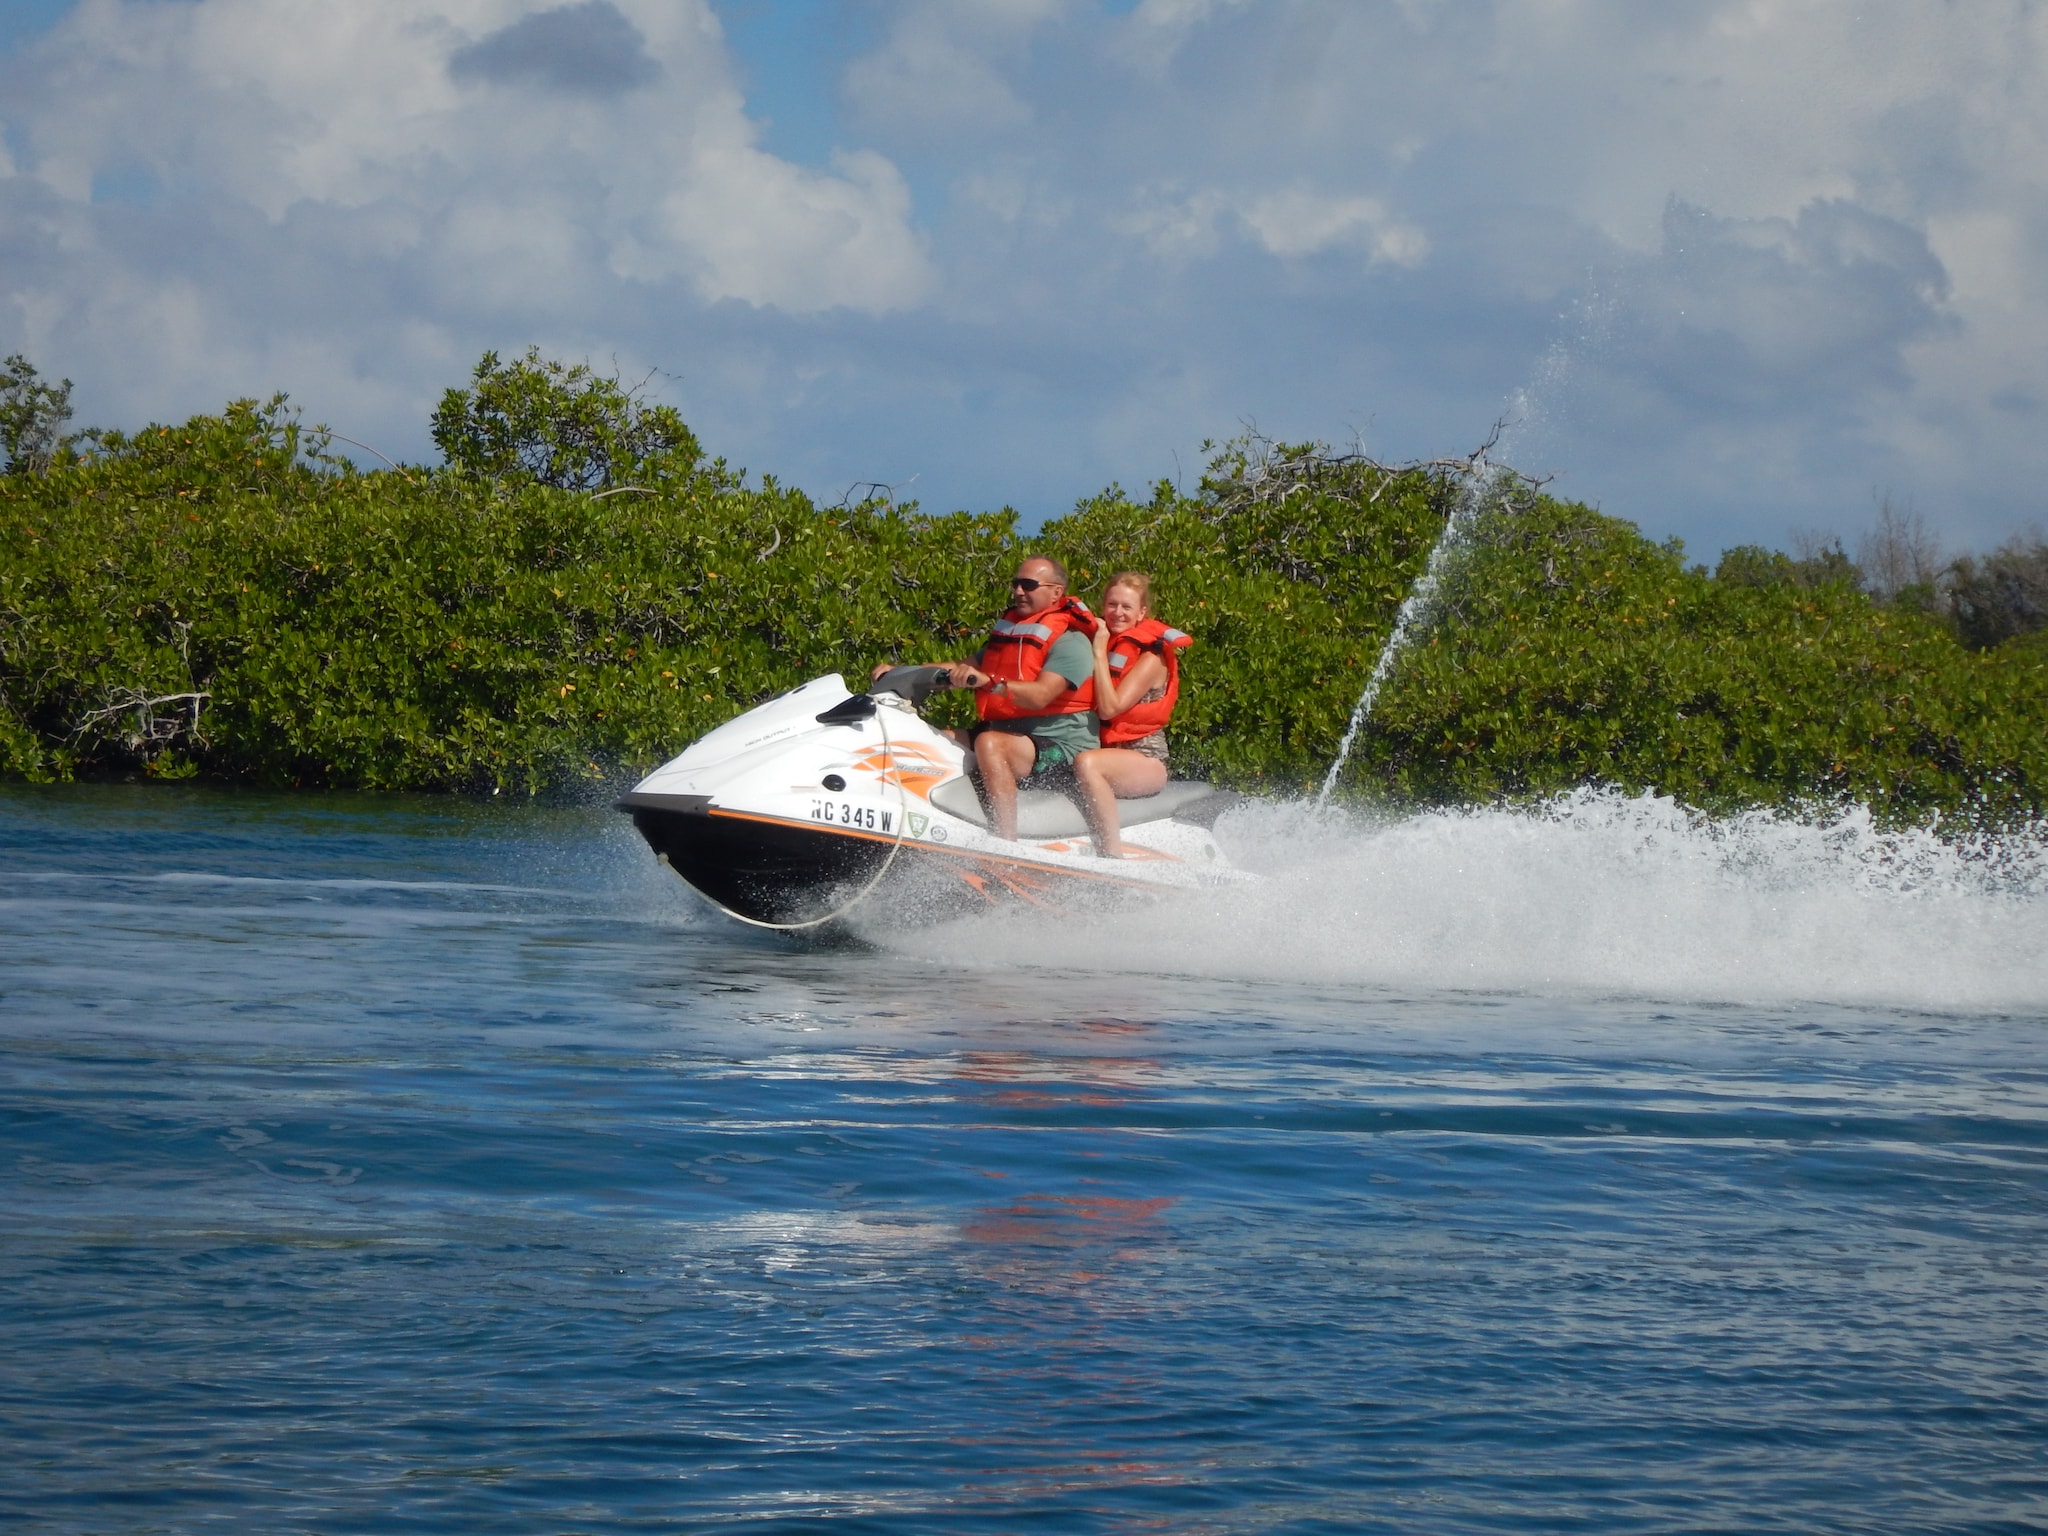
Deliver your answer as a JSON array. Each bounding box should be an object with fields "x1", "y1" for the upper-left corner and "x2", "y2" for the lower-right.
[{"x1": 1010, "y1": 555, "x2": 1068, "y2": 616}]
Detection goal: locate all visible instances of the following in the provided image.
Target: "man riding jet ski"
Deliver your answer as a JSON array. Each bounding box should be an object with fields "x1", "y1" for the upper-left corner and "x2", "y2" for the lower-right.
[
  {"x1": 617, "y1": 598, "x2": 1247, "y2": 931},
  {"x1": 935, "y1": 554, "x2": 1105, "y2": 844}
]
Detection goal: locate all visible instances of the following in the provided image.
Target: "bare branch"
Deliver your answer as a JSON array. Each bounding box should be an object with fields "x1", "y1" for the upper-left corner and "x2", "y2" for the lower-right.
[
  {"x1": 323, "y1": 433, "x2": 418, "y2": 484},
  {"x1": 835, "y1": 476, "x2": 919, "y2": 512},
  {"x1": 1859, "y1": 494, "x2": 1943, "y2": 602},
  {"x1": 70, "y1": 689, "x2": 210, "y2": 755}
]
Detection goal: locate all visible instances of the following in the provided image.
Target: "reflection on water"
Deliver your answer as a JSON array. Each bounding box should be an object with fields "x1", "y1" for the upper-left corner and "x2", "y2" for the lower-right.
[{"x1": 2, "y1": 783, "x2": 2047, "y2": 1533}]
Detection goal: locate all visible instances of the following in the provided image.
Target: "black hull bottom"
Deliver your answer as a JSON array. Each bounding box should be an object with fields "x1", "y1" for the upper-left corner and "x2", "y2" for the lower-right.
[{"x1": 624, "y1": 803, "x2": 1157, "y2": 927}]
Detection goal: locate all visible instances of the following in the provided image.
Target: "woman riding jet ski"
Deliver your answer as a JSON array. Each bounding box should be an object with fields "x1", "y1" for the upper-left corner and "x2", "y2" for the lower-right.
[{"x1": 616, "y1": 663, "x2": 1247, "y2": 932}]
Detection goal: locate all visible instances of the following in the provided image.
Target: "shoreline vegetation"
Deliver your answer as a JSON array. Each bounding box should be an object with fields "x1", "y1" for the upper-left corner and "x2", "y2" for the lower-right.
[{"x1": 3, "y1": 349, "x2": 2044, "y2": 827}]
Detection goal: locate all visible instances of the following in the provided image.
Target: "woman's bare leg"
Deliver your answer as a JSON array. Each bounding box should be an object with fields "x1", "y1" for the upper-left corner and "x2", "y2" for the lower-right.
[{"x1": 1074, "y1": 748, "x2": 1168, "y2": 857}]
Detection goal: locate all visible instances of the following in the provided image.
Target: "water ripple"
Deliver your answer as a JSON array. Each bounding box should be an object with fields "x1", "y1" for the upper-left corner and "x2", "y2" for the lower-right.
[{"x1": 3, "y1": 784, "x2": 2046, "y2": 1533}]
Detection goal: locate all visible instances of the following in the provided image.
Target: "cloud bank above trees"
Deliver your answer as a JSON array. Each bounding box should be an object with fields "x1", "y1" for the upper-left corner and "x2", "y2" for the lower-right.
[{"x1": 2, "y1": 0, "x2": 2045, "y2": 552}]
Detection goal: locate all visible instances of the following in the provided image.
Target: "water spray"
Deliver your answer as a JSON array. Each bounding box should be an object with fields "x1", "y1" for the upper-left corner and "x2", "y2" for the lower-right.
[{"x1": 1316, "y1": 441, "x2": 1509, "y2": 807}]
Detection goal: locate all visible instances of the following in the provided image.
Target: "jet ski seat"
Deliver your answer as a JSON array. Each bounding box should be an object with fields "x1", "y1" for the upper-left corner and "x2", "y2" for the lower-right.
[{"x1": 926, "y1": 776, "x2": 1237, "y2": 840}]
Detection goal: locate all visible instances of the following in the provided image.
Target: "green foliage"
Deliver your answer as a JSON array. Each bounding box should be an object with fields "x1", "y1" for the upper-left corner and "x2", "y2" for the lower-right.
[
  {"x1": 1712, "y1": 545, "x2": 1797, "y2": 588},
  {"x1": 0, "y1": 406, "x2": 1011, "y2": 791},
  {"x1": 2, "y1": 391, "x2": 2043, "y2": 829},
  {"x1": 1714, "y1": 539, "x2": 1864, "y2": 592},
  {"x1": 1, "y1": 355, "x2": 75, "y2": 476},
  {"x1": 432, "y1": 347, "x2": 704, "y2": 492},
  {"x1": 1041, "y1": 438, "x2": 1468, "y2": 786},
  {"x1": 68, "y1": 394, "x2": 335, "y2": 489},
  {"x1": 1948, "y1": 535, "x2": 2048, "y2": 650},
  {"x1": 1351, "y1": 501, "x2": 2045, "y2": 826}
]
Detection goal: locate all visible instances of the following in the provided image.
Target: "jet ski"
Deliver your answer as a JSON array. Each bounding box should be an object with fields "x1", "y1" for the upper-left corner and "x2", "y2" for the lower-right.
[{"x1": 618, "y1": 666, "x2": 1249, "y2": 930}]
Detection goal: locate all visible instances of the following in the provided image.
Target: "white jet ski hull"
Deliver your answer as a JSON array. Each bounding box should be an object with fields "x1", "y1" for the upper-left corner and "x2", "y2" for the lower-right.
[{"x1": 619, "y1": 672, "x2": 1247, "y2": 929}]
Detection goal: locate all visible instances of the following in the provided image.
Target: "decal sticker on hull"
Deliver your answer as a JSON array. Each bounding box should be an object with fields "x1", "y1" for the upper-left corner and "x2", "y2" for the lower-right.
[{"x1": 848, "y1": 741, "x2": 953, "y2": 796}]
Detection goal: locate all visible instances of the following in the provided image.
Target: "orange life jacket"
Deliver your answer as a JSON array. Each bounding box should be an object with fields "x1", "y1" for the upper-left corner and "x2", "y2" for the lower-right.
[
  {"x1": 976, "y1": 599, "x2": 1098, "y2": 723},
  {"x1": 1098, "y1": 617, "x2": 1190, "y2": 746}
]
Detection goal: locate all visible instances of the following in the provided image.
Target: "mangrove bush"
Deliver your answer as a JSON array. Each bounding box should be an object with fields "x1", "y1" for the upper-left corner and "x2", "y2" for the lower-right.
[{"x1": 2, "y1": 366, "x2": 2043, "y2": 826}]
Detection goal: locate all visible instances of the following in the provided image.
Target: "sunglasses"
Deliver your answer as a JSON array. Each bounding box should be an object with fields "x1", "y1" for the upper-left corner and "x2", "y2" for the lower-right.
[{"x1": 1009, "y1": 576, "x2": 1057, "y2": 591}]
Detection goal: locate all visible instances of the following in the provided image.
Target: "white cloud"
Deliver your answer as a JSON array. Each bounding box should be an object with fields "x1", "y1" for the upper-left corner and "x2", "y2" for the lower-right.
[
  {"x1": 1562, "y1": 197, "x2": 1953, "y2": 435},
  {"x1": 647, "y1": 145, "x2": 929, "y2": 312},
  {"x1": 1120, "y1": 185, "x2": 1428, "y2": 268},
  {"x1": 1239, "y1": 189, "x2": 1428, "y2": 266},
  {"x1": 950, "y1": 0, "x2": 2048, "y2": 545},
  {"x1": 5, "y1": 0, "x2": 2048, "y2": 555},
  {"x1": 957, "y1": 163, "x2": 1072, "y2": 229},
  {"x1": 1119, "y1": 185, "x2": 1228, "y2": 260},
  {"x1": 842, "y1": 0, "x2": 1070, "y2": 139},
  {"x1": 1131, "y1": 0, "x2": 1246, "y2": 26},
  {"x1": 4, "y1": 0, "x2": 931, "y2": 317},
  {"x1": 1115, "y1": 0, "x2": 1251, "y2": 72}
]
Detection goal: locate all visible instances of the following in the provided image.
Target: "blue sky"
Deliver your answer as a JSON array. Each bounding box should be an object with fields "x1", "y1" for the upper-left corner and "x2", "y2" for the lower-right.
[
  {"x1": 4, "y1": 0, "x2": 2046, "y2": 562},
  {"x1": 0, "y1": 1, "x2": 73, "y2": 52}
]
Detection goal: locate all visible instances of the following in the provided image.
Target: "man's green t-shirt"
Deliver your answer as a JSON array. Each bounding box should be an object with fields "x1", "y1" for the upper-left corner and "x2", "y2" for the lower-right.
[{"x1": 979, "y1": 630, "x2": 1099, "y2": 758}]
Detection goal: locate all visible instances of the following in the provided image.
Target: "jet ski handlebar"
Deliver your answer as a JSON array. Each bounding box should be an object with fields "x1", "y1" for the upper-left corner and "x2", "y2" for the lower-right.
[
  {"x1": 866, "y1": 665, "x2": 954, "y2": 706},
  {"x1": 815, "y1": 665, "x2": 954, "y2": 726}
]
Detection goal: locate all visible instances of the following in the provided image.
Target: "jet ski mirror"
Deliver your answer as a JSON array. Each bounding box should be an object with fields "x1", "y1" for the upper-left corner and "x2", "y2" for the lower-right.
[{"x1": 815, "y1": 693, "x2": 875, "y2": 726}]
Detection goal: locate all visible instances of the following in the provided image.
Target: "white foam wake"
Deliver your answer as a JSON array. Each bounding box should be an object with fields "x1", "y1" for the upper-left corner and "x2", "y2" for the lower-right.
[{"x1": 918, "y1": 790, "x2": 2048, "y2": 1013}]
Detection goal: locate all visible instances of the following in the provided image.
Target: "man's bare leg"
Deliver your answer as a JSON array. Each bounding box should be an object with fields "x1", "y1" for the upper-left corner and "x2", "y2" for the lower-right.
[
  {"x1": 973, "y1": 730, "x2": 1039, "y2": 840},
  {"x1": 1074, "y1": 748, "x2": 1168, "y2": 857}
]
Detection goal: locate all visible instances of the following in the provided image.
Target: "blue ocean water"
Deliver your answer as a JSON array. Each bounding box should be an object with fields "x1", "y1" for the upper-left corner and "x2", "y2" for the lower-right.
[{"x1": 3, "y1": 783, "x2": 2046, "y2": 1533}]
